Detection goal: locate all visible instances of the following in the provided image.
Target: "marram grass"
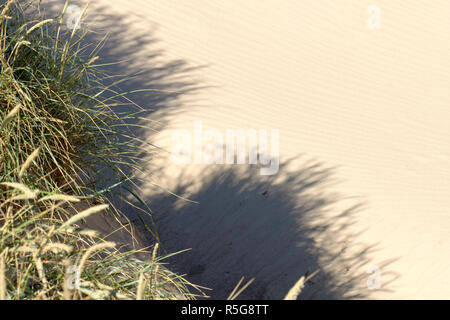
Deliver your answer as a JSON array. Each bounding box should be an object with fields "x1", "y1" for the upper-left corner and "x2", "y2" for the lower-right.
[
  {"x1": 0, "y1": 177, "x2": 194, "y2": 300},
  {"x1": 0, "y1": 0, "x2": 195, "y2": 300},
  {"x1": 0, "y1": 0, "x2": 311, "y2": 300}
]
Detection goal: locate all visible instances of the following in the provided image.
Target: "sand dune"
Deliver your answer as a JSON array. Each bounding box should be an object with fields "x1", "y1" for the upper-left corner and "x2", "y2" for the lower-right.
[{"x1": 50, "y1": 0, "x2": 450, "y2": 299}]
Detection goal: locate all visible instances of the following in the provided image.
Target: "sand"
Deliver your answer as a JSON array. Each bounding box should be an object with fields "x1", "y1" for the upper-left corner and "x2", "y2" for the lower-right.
[{"x1": 48, "y1": 0, "x2": 450, "y2": 299}]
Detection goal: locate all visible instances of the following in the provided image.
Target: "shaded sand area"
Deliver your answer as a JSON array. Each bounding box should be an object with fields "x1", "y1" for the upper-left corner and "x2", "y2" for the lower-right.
[{"x1": 47, "y1": 0, "x2": 450, "y2": 299}]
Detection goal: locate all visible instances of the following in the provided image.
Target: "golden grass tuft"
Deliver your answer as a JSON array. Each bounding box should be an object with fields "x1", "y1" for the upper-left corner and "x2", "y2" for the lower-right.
[{"x1": 0, "y1": 0, "x2": 193, "y2": 300}]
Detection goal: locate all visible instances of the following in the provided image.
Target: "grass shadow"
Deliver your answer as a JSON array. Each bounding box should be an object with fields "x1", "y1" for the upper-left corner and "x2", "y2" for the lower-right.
[
  {"x1": 40, "y1": 1, "x2": 399, "y2": 299},
  {"x1": 138, "y1": 158, "x2": 398, "y2": 299}
]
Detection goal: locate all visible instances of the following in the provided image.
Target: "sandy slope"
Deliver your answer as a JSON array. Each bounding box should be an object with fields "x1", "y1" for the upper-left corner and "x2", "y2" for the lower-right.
[{"x1": 53, "y1": 0, "x2": 450, "y2": 299}]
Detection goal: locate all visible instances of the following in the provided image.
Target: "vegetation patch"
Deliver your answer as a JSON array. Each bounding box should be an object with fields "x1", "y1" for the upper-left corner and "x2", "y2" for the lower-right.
[{"x1": 0, "y1": 0, "x2": 193, "y2": 300}]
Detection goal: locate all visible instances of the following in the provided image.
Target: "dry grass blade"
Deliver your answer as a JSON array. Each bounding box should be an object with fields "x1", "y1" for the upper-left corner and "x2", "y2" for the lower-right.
[
  {"x1": 227, "y1": 277, "x2": 255, "y2": 300},
  {"x1": 283, "y1": 270, "x2": 320, "y2": 300},
  {"x1": 78, "y1": 229, "x2": 100, "y2": 237},
  {"x1": 152, "y1": 243, "x2": 159, "y2": 262},
  {"x1": 1, "y1": 182, "x2": 32, "y2": 194},
  {"x1": 24, "y1": 19, "x2": 53, "y2": 36},
  {"x1": 0, "y1": 249, "x2": 6, "y2": 300},
  {"x1": 63, "y1": 259, "x2": 73, "y2": 300},
  {"x1": 0, "y1": 0, "x2": 16, "y2": 19},
  {"x1": 0, "y1": 104, "x2": 21, "y2": 131},
  {"x1": 136, "y1": 272, "x2": 146, "y2": 300},
  {"x1": 39, "y1": 194, "x2": 80, "y2": 203},
  {"x1": 58, "y1": 204, "x2": 109, "y2": 230},
  {"x1": 42, "y1": 243, "x2": 73, "y2": 254},
  {"x1": 19, "y1": 147, "x2": 41, "y2": 180},
  {"x1": 0, "y1": 182, "x2": 39, "y2": 201},
  {"x1": 78, "y1": 241, "x2": 116, "y2": 274}
]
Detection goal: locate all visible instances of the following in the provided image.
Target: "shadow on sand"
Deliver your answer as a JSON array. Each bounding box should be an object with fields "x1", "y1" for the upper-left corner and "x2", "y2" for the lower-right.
[
  {"x1": 139, "y1": 159, "x2": 398, "y2": 299},
  {"x1": 42, "y1": 1, "x2": 398, "y2": 299}
]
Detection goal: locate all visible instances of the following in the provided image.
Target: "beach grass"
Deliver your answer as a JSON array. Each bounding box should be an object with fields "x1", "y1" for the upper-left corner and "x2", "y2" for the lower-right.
[{"x1": 0, "y1": 0, "x2": 194, "y2": 300}]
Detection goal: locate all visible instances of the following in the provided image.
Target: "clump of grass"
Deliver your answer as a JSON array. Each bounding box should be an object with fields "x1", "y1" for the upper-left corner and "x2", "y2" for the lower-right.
[
  {"x1": 0, "y1": 0, "x2": 193, "y2": 299},
  {"x1": 0, "y1": 173, "x2": 192, "y2": 300},
  {"x1": 0, "y1": 0, "x2": 130, "y2": 193}
]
